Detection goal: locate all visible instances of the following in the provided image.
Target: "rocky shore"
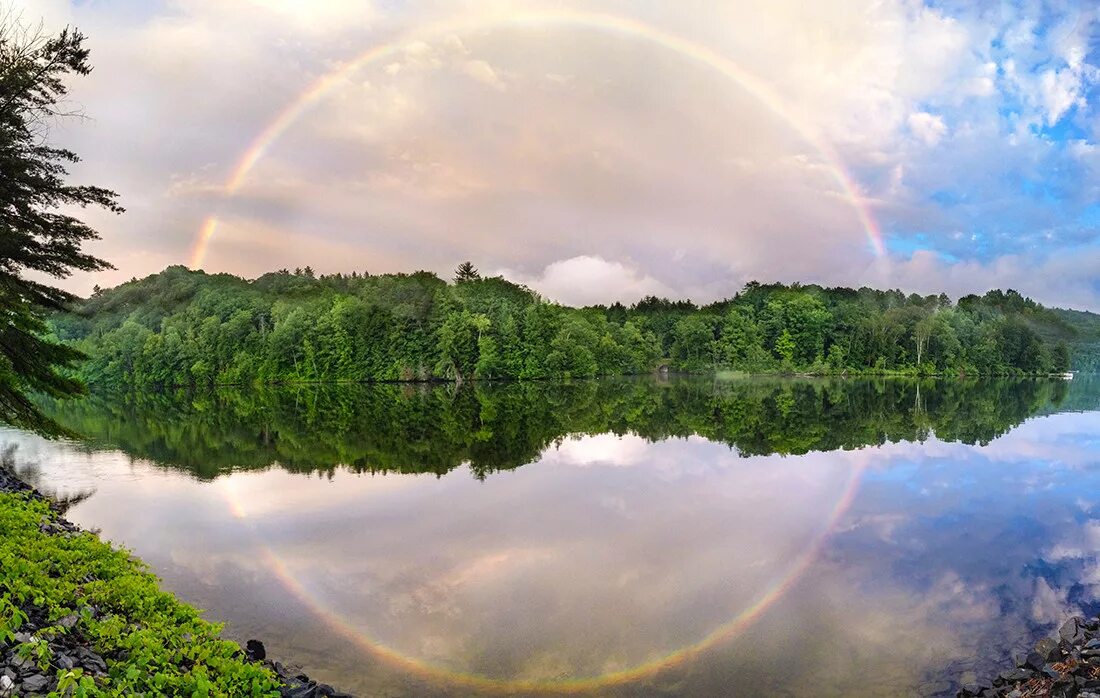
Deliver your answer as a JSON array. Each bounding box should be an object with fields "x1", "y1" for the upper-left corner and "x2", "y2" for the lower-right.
[
  {"x1": 0, "y1": 467, "x2": 352, "y2": 697},
  {"x1": 958, "y1": 616, "x2": 1100, "y2": 698}
]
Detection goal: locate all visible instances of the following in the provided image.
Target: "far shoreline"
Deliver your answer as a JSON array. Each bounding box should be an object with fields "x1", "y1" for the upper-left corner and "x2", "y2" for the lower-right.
[{"x1": 74, "y1": 369, "x2": 1083, "y2": 394}]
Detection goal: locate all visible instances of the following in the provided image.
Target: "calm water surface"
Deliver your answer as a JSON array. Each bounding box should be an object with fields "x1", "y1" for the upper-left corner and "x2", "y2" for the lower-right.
[{"x1": 4, "y1": 377, "x2": 1100, "y2": 696}]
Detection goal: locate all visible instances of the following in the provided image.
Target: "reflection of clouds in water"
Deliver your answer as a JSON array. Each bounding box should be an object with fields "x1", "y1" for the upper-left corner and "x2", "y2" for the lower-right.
[
  {"x1": 194, "y1": 436, "x2": 860, "y2": 681},
  {"x1": 1044, "y1": 520, "x2": 1100, "y2": 562},
  {"x1": 552, "y1": 433, "x2": 650, "y2": 467},
  {"x1": 6, "y1": 408, "x2": 1100, "y2": 693},
  {"x1": 1031, "y1": 578, "x2": 1080, "y2": 624},
  {"x1": 813, "y1": 409, "x2": 1100, "y2": 690}
]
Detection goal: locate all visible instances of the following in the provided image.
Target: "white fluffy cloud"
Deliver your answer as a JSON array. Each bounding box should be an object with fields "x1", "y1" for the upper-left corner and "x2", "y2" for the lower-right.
[
  {"x1": 497, "y1": 256, "x2": 677, "y2": 307},
  {"x1": 907, "y1": 112, "x2": 947, "y2": 146}
]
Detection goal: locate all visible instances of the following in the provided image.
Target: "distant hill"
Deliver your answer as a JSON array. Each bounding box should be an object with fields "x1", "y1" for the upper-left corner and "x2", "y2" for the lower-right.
[{"x1": 49, "y1": 265, "x2": 1084, "y2": 389}]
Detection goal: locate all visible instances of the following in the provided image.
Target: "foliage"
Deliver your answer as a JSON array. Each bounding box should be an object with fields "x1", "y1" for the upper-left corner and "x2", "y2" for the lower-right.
[
  {"x1": 0, "y1": 20, "x2": 121, "y2": 435},
  {"x1": 453, "y1": 261, "x2": 480, "y2": 282},
  {"x1": 0, "y1": 492, "x2": 279, "y2": 696},
  {"x1": 34, "y1": 376, "x2": 1072, "y2": 481},
  {"x1": 1054, "y1": 308, "x2": 1100, "y2": 372},
  {"x1": 49, "y1": 268, "x2": 1089, "y2": 391}
]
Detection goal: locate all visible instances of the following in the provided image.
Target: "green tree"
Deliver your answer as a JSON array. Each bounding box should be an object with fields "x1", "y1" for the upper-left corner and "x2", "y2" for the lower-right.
[
  {"x1": 454, "y1": 261, "x2": 480, "y2": 282},
  {"x1": 1052, "y1": 341, "x2": 1070, "y2": 373},
  {"x1": 0, "y1": 23, "x2": 121, "y2": 433},
  {"x1": 775, "y1": 329, "x2": 796, "y2": 368},
  {"x1": 436, "y1": 310, "x2": 480, "y2": 381},
  {"x1": 671, "y1": 314, "x2": 715, "y2": 371},
  {"x1": 720, "y1": 307, "x2": 767, "y2": 369}
]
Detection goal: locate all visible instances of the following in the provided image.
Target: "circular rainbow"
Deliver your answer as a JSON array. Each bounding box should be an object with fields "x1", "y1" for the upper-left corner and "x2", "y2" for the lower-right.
[
  {"x1": 219, "y1": 450, "x2": 869, "y2": 694},
  {"x1": 188, "y1": 9, "x2": 886, "y2": 269}
]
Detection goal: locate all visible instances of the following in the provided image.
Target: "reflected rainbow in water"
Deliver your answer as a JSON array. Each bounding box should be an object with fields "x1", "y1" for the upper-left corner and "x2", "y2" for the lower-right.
[{"x1": 216, "y1": 444, "x2": 870, "y2": 693}]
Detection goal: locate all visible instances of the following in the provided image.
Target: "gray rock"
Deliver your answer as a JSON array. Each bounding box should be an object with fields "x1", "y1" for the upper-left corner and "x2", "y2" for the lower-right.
[
  {"x1": 75, "y1": 647, "x2": 107, "y2": 674},
  {"x1": 56, "y1": 614, "x2": 78, "y2": 629},
  {"x1": 8, "y1": 654, "x2": 33, "y2": 671},
  {"x1": 1087, "y1": 638, "x2": 1100, "y2": 650},
  {"x1": 1036, "y1": 636, "x2": 1062, "y2": 661},
  {"x1": 1025, "y1": 650, "x2": 1048, "y2": 670},
  {"x1": 998, "y1": 667, "x2": 1033, "y2": 682},
  {"x1": 56, "y1": 654, "x2": 74, "y2": 670},
  {"x1": 20, "y1": 673, "x2": 49, "y2": 693},
  {"x1": 0, "y1": 675, "x2": 12, "y2": 691},
  {"x1": 1061, "y1": 616, "x2": 1086, "y2": 644}
]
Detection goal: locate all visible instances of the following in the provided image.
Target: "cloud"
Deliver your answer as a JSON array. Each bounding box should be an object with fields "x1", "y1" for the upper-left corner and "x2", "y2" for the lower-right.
[
  {"x1": 551, "y1": 434, "x2": 651, "y2": 467},
  {"x1": 867, "y1": 248, "x2": 1100, "y2": 312},
  {"x1": 907, "y1": 112, "x2": 947, "y2": 146},
  {"x1": 498, "y1": 256, "x2": 677, "y2": 306},
  {"x1": 461, "y1": 59, "x2": 506, "y2": 90},
  {"x1": 1039, "y1": 67, "x2": 1086, "y2": 125}
]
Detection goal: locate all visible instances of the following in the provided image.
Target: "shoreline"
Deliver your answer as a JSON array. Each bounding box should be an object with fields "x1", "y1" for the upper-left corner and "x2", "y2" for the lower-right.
[
  {"x1": 0, "y1": 467, "x2": 352, "y2": 697},
  {"x1": 958, "y1": 616, "x2": 1100, "y2": 697},
  {"x1": 84, "y1": 369, "x2": 1080, "y2": 393}
]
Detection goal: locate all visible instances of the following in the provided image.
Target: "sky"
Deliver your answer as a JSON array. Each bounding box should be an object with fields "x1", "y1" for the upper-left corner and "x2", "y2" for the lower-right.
[{"x1": 15, "y1": 0, "x2": 1100, "y2": 309}]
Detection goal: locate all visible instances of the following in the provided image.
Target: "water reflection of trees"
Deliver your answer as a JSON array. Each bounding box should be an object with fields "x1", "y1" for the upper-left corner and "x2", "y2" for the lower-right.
[{"x1": 35, "y1": 377, "x2": 1070, "y2": 480}]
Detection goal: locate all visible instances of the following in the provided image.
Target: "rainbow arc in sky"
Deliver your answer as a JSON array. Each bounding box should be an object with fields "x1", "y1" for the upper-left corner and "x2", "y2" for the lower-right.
[{"x1": 188, "y1": 9, "x2": 886, "y2": 270}]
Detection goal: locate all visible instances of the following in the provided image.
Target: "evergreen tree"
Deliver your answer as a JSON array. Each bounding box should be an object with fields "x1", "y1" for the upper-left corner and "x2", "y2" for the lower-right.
[
  {"x1": 0, "y1": 22, "x2": 120, "y2": 434},
  {"x1": 454, "y1": 261, "x2": 480, "y2": 282}
]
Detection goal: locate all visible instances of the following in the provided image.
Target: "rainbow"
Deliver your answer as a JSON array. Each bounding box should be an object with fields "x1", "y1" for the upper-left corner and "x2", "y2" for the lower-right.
[
  {"x1": 188, "y1": 9, "x2": 886, "y2": 269},
  {"x1": 219, "y1": 450, "x2": 869, "y2": 694}
]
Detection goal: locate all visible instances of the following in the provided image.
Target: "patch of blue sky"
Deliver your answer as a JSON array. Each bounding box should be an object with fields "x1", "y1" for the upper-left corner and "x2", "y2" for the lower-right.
[
  {"x1": 930, "y1": 190, "x2": 966, "y2": 207},
  {"x1": 884, "y1": 233, "x2": 963, "y2": 263},
  {"x1": 1034, "y1": 111, "x2": 1091, "y2": 142},
  {"x1": 1080, "y1": 203, "x2": 1100, "y2": 227}
]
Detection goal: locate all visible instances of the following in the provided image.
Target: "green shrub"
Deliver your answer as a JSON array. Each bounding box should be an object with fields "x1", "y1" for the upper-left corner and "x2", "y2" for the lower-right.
[{"x1": 0, "y1": 492, "x2": 280, "y2": 696}]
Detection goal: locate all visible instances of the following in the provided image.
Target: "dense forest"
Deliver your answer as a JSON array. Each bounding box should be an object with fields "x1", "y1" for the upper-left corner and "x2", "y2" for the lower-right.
[
  {"x1": 48, "y1": 265, "x2": 1091, "y2": 389},
  {"x1": 33, "y1": 377, "x2": 1073, "y2": 480},
  {"x1": 1054, "y1": 308, "x2": 1100, "y2": 372}
]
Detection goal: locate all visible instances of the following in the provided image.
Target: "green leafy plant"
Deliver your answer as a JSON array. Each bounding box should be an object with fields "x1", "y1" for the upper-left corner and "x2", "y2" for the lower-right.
[{"x1": 0, "y1": 492, "x2": 280, "y2": 696}]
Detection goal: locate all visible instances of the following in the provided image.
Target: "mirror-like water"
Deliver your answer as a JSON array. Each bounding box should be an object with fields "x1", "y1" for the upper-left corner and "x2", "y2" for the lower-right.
[{"x1": 4, "y1": 376, "x2": 1099, "y2": 696}]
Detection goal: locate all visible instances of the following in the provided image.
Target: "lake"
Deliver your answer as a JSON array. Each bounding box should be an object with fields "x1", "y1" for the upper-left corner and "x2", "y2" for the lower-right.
[{"x1": 3, "y1": 376, "x2": 1099, "y2": 696}]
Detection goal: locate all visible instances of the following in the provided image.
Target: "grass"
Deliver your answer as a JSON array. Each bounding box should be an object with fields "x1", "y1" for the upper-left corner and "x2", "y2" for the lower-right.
[{"x1": 0, "y1": 491, "x2": 281, "y2": 697}]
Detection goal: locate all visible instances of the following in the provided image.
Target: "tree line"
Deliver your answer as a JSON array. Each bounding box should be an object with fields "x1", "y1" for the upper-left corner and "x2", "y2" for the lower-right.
[
  {"x1": 34, "y1": 377, "x2": 1071, "y2": 480},
  {"x1": 48, "y1": 264, "x2": 1083, "y2": 389}
]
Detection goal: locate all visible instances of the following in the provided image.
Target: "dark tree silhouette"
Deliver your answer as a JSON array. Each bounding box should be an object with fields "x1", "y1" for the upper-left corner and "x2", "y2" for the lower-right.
[
  {"x1": 0, "y1": 19, "x2": 121, "y2": 434},
  {"x1": 454, "y1": 261, "x2": 480, "y2": 282}
]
